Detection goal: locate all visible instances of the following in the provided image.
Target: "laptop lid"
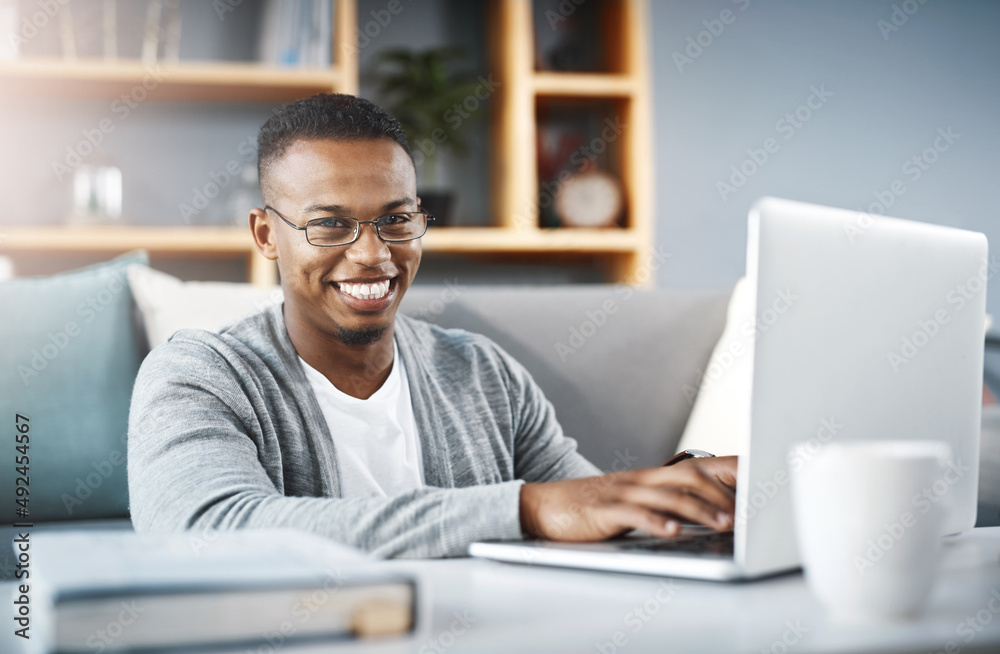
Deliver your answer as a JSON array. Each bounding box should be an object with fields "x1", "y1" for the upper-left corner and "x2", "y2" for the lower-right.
[{"x1": 736, "y1": 197, "x2": 987, "y2": 578}]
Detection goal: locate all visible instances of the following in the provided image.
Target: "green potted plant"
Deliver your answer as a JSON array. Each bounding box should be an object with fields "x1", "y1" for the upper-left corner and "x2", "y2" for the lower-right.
[{"x1": 372, "y1": 46, "x2": 482, "y2": 226}]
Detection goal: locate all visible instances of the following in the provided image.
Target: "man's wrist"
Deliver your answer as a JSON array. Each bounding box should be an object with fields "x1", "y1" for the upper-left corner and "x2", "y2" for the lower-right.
[
  {"x1": 519, "y1": 483, "x2": 539, "y2": 538},
  {"x1": 663, "y1": 449, "x2": 716, "y2": 466}
]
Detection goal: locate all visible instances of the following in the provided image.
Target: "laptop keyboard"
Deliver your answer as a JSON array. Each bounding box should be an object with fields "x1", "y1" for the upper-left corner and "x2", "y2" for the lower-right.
[{"x1": 619, "y1": 531, "x2": 734, "y2": 556}]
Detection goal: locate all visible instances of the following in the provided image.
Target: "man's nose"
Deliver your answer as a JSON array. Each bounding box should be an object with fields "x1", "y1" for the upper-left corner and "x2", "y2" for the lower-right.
[{"x1": 345, "y1": 222, "x2": 391, "y2": 265}]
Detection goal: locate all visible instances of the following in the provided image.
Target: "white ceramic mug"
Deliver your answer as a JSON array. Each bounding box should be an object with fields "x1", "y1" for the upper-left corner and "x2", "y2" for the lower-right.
[{"x1": 789, "y1": 440, "x2": 953, "y2": 622}]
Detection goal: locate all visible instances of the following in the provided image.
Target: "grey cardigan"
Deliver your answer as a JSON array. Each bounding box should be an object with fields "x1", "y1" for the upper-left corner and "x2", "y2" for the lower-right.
[{"x1": 127, "y1": 303, "x2": 600, "y2": 558}]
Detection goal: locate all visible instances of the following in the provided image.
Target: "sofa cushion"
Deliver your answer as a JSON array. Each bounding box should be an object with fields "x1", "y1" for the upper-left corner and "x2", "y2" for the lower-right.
[
  {"x1": 0, "y1": 252, "x2": 148, "y2": 523},
  {"x1": 127, "y1": 265, "x2": 283, "y2": 348},
  {"x1": 677, "y1": 278, "x2": 749, "y2": 456}
]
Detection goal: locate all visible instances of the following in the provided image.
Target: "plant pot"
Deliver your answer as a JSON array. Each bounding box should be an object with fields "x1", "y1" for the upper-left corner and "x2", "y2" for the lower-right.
[{"x1": 418, "y1": 191, "x2": 454, "y2": 227}]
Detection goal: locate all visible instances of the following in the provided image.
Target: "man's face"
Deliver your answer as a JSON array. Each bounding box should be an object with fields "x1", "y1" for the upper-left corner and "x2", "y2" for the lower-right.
[{"x1": 264, "y1": 137, "x2": 421, "y2": 344}]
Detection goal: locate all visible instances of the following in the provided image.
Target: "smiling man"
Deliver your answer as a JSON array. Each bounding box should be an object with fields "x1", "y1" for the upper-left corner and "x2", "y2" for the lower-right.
[{"x1": 127, "y1": 94, "x2": 737, "y2": 557}]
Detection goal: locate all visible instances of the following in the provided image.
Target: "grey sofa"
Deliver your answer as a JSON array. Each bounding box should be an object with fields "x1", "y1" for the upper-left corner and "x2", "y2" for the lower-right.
[
  {"x1": 0, "y1": 282, "x2": 731, "y2": 580},
  {"x1": 5, "y1": 279, "x2": 1000, "y2": 582}
]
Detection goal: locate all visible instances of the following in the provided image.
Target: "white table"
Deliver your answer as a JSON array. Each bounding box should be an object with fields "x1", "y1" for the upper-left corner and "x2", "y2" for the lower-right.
[{"x1": 5, "y1": 528, "x2": 1000, "y2": 653}]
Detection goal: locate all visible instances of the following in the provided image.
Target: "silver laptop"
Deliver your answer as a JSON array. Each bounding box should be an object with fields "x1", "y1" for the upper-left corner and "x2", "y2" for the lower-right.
[{"x1": 469, "y1": 197, "x2": 987, "y2": 581}]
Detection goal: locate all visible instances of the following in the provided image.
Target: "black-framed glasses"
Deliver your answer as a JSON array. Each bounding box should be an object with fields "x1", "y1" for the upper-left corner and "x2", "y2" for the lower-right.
[{"x1": 264, "y1": 205, "x2": 433, "y2": 247}]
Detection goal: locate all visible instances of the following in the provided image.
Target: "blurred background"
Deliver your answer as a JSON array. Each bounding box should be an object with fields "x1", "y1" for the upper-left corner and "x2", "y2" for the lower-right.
[{"x1": 0, "y1": 0, "x2": 997, "y2": 300}]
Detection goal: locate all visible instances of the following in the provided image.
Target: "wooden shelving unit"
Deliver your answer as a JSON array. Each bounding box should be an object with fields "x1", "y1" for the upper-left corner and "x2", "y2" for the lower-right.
[
  {"x1": 0, "y1": 58, "x2": 350, "y2": 102},
  {"x1": 0, "y1": 223, "x2": 647, "y2": 286},
  {"x1": 491, "y1": 0, "x2": 653, "y2": 285},
  {"x1": 0, "y1": 0, "x2": 654, "y2": 286}
]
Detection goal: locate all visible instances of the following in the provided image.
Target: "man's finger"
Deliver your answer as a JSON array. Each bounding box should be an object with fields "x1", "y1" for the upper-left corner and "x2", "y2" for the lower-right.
[{"x1": 614, "y1": 484, "x2": 733, "y2": 531}]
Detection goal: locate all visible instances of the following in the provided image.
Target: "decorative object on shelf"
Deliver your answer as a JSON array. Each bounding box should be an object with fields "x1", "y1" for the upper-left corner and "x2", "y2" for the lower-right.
[
  {"x1": 0, "y1": 0, "x2": 18, "y2": 60},
  {"x1": 532, "y1": 0, "x2": 604, "y2": 72},
  {"x1": 102, "y1": 0, "x2": 117, "y2": 60},
  {"x1": 141, "y1": 0, "x2": 161, "y2": 64},
  {"x1": 70, "y1": 164, "x2": 123, "y2": 225},
  {"x1": 59, "y1": 0, "x2": 76, "y2": 59},
  {"x1": 373, "y1": 46, "x2": 483, "y2": 226},
  {"x1": 554, "y1": 167, "x2": 624, "y2": 228},
  {"x1": 140, "y1": 0, "x2": 182, "y2": 65},
  {"x1": 259, "y1": 0, "x2": 332, "y2": 68},
  {"x1": 536, "y1": 100, "x2": 623, "y2": 228},
  {"x1": 225, "y1": 165, "x2": 262, "y2": 228},
  {"x1": 162, "y1": 0, "x2": 181, "y2": 63}
]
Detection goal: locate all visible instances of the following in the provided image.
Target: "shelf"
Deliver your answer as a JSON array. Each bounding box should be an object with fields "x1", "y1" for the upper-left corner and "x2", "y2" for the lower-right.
[
  {"x1": 423, "y1": 227, "x2": 641, "y2": 252},
  {"x1": 532, "y1": 73, "x2": 638, "y2": 98},
  {"x1": 0, "y1": 225, "x2": 253, "y2": 253},
  {"x1": 0, "y1": 0, "x2": 359, "y2": 102},
  {"x1": 0, "y1": 59, "x2": 346, "y2": 102},
  {"x1": 0, "y1": 225, "x2": 277, "y2": 285}
]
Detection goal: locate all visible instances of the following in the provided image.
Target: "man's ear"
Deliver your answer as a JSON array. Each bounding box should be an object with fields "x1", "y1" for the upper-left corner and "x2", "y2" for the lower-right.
[{"x1": 249, "y1": 207, "x2": 279, "y2": 261}]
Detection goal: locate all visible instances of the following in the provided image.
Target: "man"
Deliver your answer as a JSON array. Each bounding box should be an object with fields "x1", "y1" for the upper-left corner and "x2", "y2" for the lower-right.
[{"x1": 128, "y1": 94, "x2": 737, "y2": 558}]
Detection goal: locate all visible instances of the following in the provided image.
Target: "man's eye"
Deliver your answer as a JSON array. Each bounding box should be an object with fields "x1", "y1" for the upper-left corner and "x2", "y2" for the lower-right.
[
  {"x1": 314, "y1": 218, "x2": 353, "y2": 229},
  {"x1": 380, "y1": 214, "x2": 411, "y2": 225}
]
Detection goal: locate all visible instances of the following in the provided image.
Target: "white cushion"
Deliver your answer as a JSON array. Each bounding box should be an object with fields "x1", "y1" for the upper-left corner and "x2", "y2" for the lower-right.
[
  {"x1": 0, "y1": 256, "x2": 13, "y2": 281},
  {"x1": 127, "y1": 265, "x2": 282, "y2": 349},
  {"x1": 678, "y1": 278, "x2": 994, "y2": 457},
  {"x1": 676, "y1": 278, "x2": 752, "y2": 456}
]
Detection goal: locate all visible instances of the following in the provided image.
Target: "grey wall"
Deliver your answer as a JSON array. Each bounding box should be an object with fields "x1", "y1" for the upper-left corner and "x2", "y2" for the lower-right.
[{"x1": 651, "y1": 0, "x2": 1000, "y2": 318}]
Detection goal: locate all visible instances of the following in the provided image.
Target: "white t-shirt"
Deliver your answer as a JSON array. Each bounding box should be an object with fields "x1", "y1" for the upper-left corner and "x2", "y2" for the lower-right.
[{"x1": 299, "y1": 341, "x2": 424, "y2": 499}]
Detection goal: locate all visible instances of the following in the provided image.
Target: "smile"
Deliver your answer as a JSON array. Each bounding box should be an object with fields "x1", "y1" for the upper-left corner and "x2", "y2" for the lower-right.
[{"x1": 336, "y1": 279, "x2": 392, "y2": 301}]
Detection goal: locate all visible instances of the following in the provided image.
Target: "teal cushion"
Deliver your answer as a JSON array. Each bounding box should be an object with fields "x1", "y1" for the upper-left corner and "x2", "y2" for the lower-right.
[{"x1": 0, "y1": 252, "x2": 148, "y2": 523}]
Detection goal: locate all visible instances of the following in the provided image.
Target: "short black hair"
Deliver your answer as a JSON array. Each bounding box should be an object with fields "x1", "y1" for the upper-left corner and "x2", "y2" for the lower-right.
[{"x1": 256, "y1": 93, "x2": 412, "y2": 203}]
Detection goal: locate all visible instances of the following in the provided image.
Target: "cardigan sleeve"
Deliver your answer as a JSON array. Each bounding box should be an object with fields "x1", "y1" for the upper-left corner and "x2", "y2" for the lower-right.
[{"x1": 127, "y1": 334, "x2": 527, "y2": 559}]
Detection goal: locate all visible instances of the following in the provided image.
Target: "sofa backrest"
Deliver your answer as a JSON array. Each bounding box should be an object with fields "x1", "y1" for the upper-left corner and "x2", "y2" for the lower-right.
[{"x1": 400, "y1": 285, "x2": 730, "y2": 470}]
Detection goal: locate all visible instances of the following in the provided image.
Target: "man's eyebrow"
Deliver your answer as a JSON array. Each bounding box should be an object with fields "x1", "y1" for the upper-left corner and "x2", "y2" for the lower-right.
[{"x1": 301, "y1": 198, "x2": 416, "y2": 215}]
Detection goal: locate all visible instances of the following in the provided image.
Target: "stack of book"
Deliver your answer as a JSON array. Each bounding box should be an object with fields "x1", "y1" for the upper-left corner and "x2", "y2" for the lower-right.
[{"x1": 27, "y1": 529, "x2": 416, "y2": 653}]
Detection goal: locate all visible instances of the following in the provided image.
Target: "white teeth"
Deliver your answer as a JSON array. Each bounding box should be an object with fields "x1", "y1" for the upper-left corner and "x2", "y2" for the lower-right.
[{"x1": 339, "y1": 280, "x2": 390, "y2": 300}]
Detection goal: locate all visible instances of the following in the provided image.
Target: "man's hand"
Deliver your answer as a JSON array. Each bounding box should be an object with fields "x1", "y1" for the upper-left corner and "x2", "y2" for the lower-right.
[{"x1": 519, "y1": 456, "x2": 738, "y2": 541}]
